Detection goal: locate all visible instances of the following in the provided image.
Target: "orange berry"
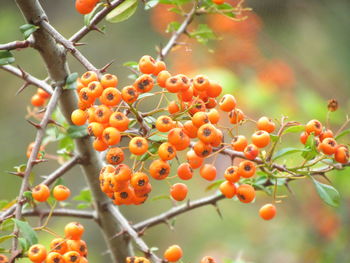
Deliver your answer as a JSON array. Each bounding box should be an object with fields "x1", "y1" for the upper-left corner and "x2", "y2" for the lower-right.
[
  {"x1": 220, "y1": 181, "x2": 237, "y2": 198},
  {"x1": 121, "y1": 85, "x2": 139, "y2": 104},
  {"x1": 87, "y1": 122, "x2": 104, "y2": 137},
  {"x1": 94, "y1": 105, "x2": 112, "y2": 123},
  {"x1": 26, "y1": 142, "x2": 45, "y2": 159},
  {"x1": 109, "y1": 112, "x2": 129, "y2": 131},
  {"x1": 101, "y1": 73, "x2": 118, "y2": 88},
  {"x1": 64, "y1": 222, "x2": 84, "y2": 240},
  {"x1": 156, "y1": 116, "x2": 175, "y2": 132},
  {"x1": 134, "y1": 183, "x2": 152, "y2": 197},
  {"x1": 228, "y1": 108, "x2": 244, "y2": 124},
  {"x1": 50, "y1": 238, "x2": 68, "y2": 254},
  {"x1": 79, "y1": 87, "x2": 94, "y2": 106},
  {"x1": 102, "y1": 127, "x2": 121, "y2": 145},
  {"x1": 300, "y1": 131, "x2": 309, "y2": 145},
  {"x1": 134, "y1": 74, "x2": 154, "y2": 93},
  {"x1": 186, "y1": 150, "x2": 204, "y2": 169},
  {"x1": 36, "y1": 88, "x2": 51, "y2": 99},
  {"x1": 174, "y1": 135, "x2": 190, "y2": 151},
  {"x1": 154, "y1": 61, "x2": 166, "y2": 75},
  {"x1": 219, "y1": 94, "x2": 236, "y2": 112},
  {"x1": 200, "y1": 164, "x2": 217, "y2": 181},
  {"x1": 86, "y1": 106, "x2": 96, "y2": 123},
  {"x1": 197, "y1": 123, "x2": 218, "y2": 144},
  {"x1": 334, "y1": 145, "x2": 349, "y2": 164},
  {"x1": 168, "y1": 100, "x2": 181, "y2": 114},
  {"x1": 164, "y1": 245, "x2": 183, "y2": 262},
  {"x1": 87, "y1": 81, "x2": 103, "y2": 98},
  {"x1": 130, "y1": 172, "x2": 149, "y2": 190},
  {"x1": 257, "y1": 116, "x2": 276, "y2": 133},
  {"x1": 251, "y1": 130, "x2": 270, "y2": 148},
  {"x1": 129, "y1": 137, "x2": 148, "y2": 155},
  {"x1": 319, "y1": 138, "x2": 337, "y2": 155},
  {"x1": 237, "y1": 184, "x2": 255, "y2": 203},
  {"x1": 193, "y1": 75, "x2": 210, "y2": 92},
  {"x1": 193, "y1": 140, "x2": 213, "y2": 158},
  {"x1": 0, "y1": 254, "x2": 8, "y2": 263},
  {"x1": 80, "y1": 71, "x2": 98, "y2": 86},
  {"x1": 31, "y1": 94, "x2": 46, "y2": 107},
  {"x1": 212, "y1": 0, "x2": 225, "y2": 4},
  {"x1": 63, "y1": 251, "x2": 81, "y2": 263},
  {"x1": 32, "y1": 184, "x2": 50, "y2": 202},
  {"x1": 28, "y1": 244, "x2": 47, "y2": 263},
  {"x1": 208, "y1": 109, "x2": 220, "y2": 124},
  {"x1": 224, "y1": 165, "x2": 240, "y2": 182},
  {"x1": 211, "y1": 128, "x2": 223, "y2": 147},
  {"x1": 244, "y1": 144, "x2": 259, "y2": 160},
  {"x1": 93, "y1": 137, "x2": 108, "y2": 151},
  {"x1": 238, "y1": 160, "x2": 256, "y2": 178},
  {"x1": 75, "y1": 0, "x2": 95, "y2": 14},
  {"x1": 158, "y1": 142, "x2": 177, "y2": 161},
  {"x1": 183, "y1": 120, "x2": 198, "y2": 138},
  {"x1": 53, "y1": 185, "x2": 71, "y2": 201},
  {"x1": 305, "y1": 119, "x2": 323, "y2": 136},
  {"x1": 71, "y1": 109, "x2": 87, "y2": 126},
  {"x1": 149, "y1": 159, "x2": 170, "y2": 180},
  {"x1": 139, "y1": 55, "x2": 157, "y2": 74},
  {"x1": 46, "y1": 252, "x2": 64, "y2": 263},
  {"x1": 170, "y1": 183, "x2": 188, "y2": 201},
  {"x1": 113, "y1": 164, "x2": 133, "y2": 182},
  {"x1": 259, "y1": 204, "x2": 276, "y2": 220},
  {"x1": 66, "y1": 239, "x2": 88, "y2": 256},
  {"x1": 106, "y1": 147, "x2": 124, "y2": 165},
  {"x1": 177, "y1": 163, "x2": 193, "y2": 180},
  {"x1": 192, "y1": 112, "x2": 209, "y2": 128},
  {"x1": 165, "y1": 75, "x2": 182, "y2": 93},
  {"x1": 231, "y1": 135, "x2": 248, "y2": 152},
  {"x1": 100, "y1": 87, "x2": 121, "y2": 106},
  {"x1": 168, "y1": 128, "x2": 187, "y2": 146},
  {"x1": 157, "y1": 70, "x2": 171, "y2": 88},
  {"x1": 178, "y1": 86, "x2": 194, "y2": 102},
  {"x1": 188, "y1": 98, "x2": 206, "y2": 115},
  {"x1": 207, "y1": 81, "x2": 222, "y2": 98}
]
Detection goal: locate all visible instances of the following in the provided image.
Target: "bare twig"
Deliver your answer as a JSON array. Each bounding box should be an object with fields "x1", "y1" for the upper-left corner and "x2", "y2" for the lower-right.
[
  {"x1": 0, "y1": 40, "x2": 32, "y2": 50},
  {"x1": 23, "y1": 208, "x2": 96, "y2": 220}
]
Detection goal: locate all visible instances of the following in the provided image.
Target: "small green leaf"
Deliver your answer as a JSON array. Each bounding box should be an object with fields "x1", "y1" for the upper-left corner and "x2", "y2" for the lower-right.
[
  {"x1": 65, "y1": 72, "x2": 78, "y2": 90},
  {"x1": 76, "y1": 203, "x2": 90, "y2": 209},
  {"x1": 18, "y1": 237, "x2": 29, "y2": 251},
  {"x1": 73, "y1": 189, "x2": 92, "y2": 203},
  {"x1": 189, "y1": 24, "x2": 216, "y2": 44},
  {"x1": 335, "y1": 129, "x2": 350, "y2": 140},
  {"x1": 23, "y1": 191, "x2": 33, "y2": 202},
  {"x1": 84, "y1": 3, "x2": 103, "y2": 25},
  {"x1": 205, "y1": 179, "x2": 225, "y2": 191},
  {"x1": 1, "y1": 219, "x2": 14, "y2": 231},
  {"x1": 67, "y1": 125, "x2": 88, "y2": 139},
  {"x1": 166, "y1": 21, "x2": 181, "y2": 33},
  {"x1": 106, "y1": 0, "x2": 138, "y2": 23},
  {"x1": 272, "y1": 147, "x2": 308, "y2": 161},
  {"x1": 301, "y1": 134, "x2": 317, "y2": 160},
  {"x1": 151, "y1": 195, "x2": 171, "y2": 201},
  {"x1": 149, "y1": 246, "x2": 159, "y2": 252},
  {"x1": 0, "y1": 235, "x2": 15, "y2": 244},
  {"x1": 269, "y1": 134, "x2": 279, "y2": 142},
  {"x1": 139, "y1": 142, "x2": 160, "y2": 161},
  {"x1": 145, "y1": 0, "x2": 159, "y2": 10},
  {"x1": 123, "y1": 61, "x2": 138, "y2": 69},
  {"x1": 148, "y1": 133, "x2": 167, "y2": 143},
  {"x1": 0, "y1": 51, "x2": 15, "y2": 65},
  {"x1": 312, "y1": 179, "x2": 340, "y2": 207},
  {"x1": 19, "y1": 24, "x2": 39, "y2": 39},
  {"x1": 12, "y1": 219, "x2": 38, "y2": 246},
  {"x1": 283, "y1": 125, "x2": 304, "y2": 134}
]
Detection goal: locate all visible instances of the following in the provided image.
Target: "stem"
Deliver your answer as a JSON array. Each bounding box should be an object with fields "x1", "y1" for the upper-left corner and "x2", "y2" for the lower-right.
[{"x1": 0, "y1": 40, "x2": 32, "y2": 50}]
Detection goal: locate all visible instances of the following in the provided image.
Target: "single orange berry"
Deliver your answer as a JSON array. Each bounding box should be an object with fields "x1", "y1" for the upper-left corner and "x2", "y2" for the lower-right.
[
  {"x1": 238, "y1": 160, "x2": 256, "y2": 178},
  {"x1": 164, "y1": 245, "x2": 183, "y2": 262},
  {"x1": 257, "y1": 116, "x2": 276, "y2": 133},
  {"x1": 156, "y1": 116, "x2": 175, "y2": 132},
  {"x1": 305, "y1": 119, "x2": 323, "y2": 136},
  {"x1": 251, "y1": 130, "x2": 271, "y2": 148},
  {"x1": 334, "y1": 145, "x2": 349, "y2": 164},
  {"x1": 80, "y1": 71, "x2": 98, "y2": 86},
  {"x1": 129, "y1": 137, "x2": 148, "y2": 155},
  {"x1": 219, "y1": 94, "x2": 236, "y2": 112},
  {"x1": 158, "y1": 142, "x2": 177, "y2": 161},
  {"x1": 50, "y1": 238, "x2": 68, "y2": 254},
  {"x1": 319, "y1": 138, "x2": 337, "y2": 155},
  {"x1": 200, "y1": 164, "x2": 217, "y2": 181},
  {"x1": 64, "y1": 222, "x2": 84, "y2": 240},
  {"x1": 0, "y1": 254, "x2": 8, "y2": 263},
  {"x1": 28, "y1": 244, "x2": 47, "y2": 263},
  {"x1": 244, "y1": 144, "x2": 259, "y2": 160},
  {"x1": 170, "y1": 183, "x2": 188, "y2": 201},
  {"x1": 237, "y1": 184, "x2": 256, "y2": 203},
  {"x1": 177, "y1": 163, "x2": 193, "y2": 180},
  {"x1": 139, "y1": 55, "x2": 157, "y2": 74},
  {"x1": 121, "y1": 85, "x2": 139, "y2": 104},
  {"x1": 63, "y1": 251, "x2": 81, "y2": 263},
  {"x1": 231, "y1": 135, "x2": 248, "y2": 152},
  {"x1": 46, "y1": 252, "x2": 64, "y2": 263},
  {"x1": 228, "y1": 108, "x2": 244, "y2": 124},
  {"x1": 31, "y1": 94, "x2": 46, "y2": 107},
  {"x1": 53, "y1": 185, "x2": 71, "y2": 201},
  {"x1": 101, "y1": 73, "x2": 118, "y2": 88},
  {"x1": 224, "y1": 166, "x2": 240, "y2": 182},
  {"x1": 220, "y1": 181, "x2": 237, "y2": 198},
  {"x1": 149, "y1": 159, "x2": 170, "y2": 180},
  {"x1": 259, "y1": 203, "x2": 276, "y2": 220},
  {"x1": 109, "y1": 112, "x2": 130, "y2": 131},
  {"x1": 186, "y1": 150, "x2": 204, "y2": 169},
  {"x1": 71, "y1": 109, "x2": 87, "y2": 126},
  {"x1": 133, "y1": 74, "x2": 154, "y2": 93},
  {"x1": 102, "y1": 127, "x2": 121, "y2": 146},
  {"x1": 32, "y1": 184, "x2": 50, "y2": 202},
  {"x1": 106, "y1": 147, "x2": 124, "y2": 165}
]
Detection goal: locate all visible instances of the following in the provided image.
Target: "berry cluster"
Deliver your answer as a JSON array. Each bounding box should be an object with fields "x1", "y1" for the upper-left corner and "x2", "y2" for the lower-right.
[
  {"x1": 31, "y1": 184, "x2": 71, "y2": 202},
  {"x1": 30, "y1": 88, "x2": 51, "y2": 107},
  {"x1": 300, "y1": 119, "x2": 349, "y2": 163},
  {"x1": 27, "y1": 222, "x2": 88, "y2": 263}
]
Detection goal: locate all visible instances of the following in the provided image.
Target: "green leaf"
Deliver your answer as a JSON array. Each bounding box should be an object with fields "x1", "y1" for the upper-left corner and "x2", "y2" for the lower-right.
[
  {"x1": 335, "y1": 129, "x2": 350, "y2": 140},
  {"x1": 151, "y1": 195, "x2": 171, "y2": 201},
  {"x1": 65, "y1": 72, "x2": 78, "y2": 90},
  {"x1": 205, "y1": 179, "x2": 225, "y2": 191},
  {"x1": 148, "y1": 133, "x2": 167, "y2": 143},
  {"x1": 76, "y1": 203, "x2": 90, "y2": 209},
  {"x1": 12, "y1": 219, "x2": 38, "y2": 246},
  {"x1": 144, "y1": 116, "x2": 156, "y2": 125},
  {"x1": 0, "y1": 235, "x2": 15, "y2": 244},
  {"x1": 18, "y1": 237, "x2": 29, "y2": 251},
  {"x1": 166, "y1": 21, "x2": 181, "y2": 33},
  {"x1": 23, "y1": 191, "x2": 33, "y2": 202},
  {"x1": 1, "y1": 219, "x2": 14, "y2": 231},
  {"x1": 216, "y1": 3, "x2": 236, "y2": 18},
  {"x1": 272, "y1": 147, "x2": 308, "y2": 161},
  {"x1": 301, "y1": 134, "x2": 317, "y2": 160},
  {"x1": 283, "y1": 125, "x2": 304, "y2": 134},
  {"x1": 189, "y1": 24, "x2": 216, "y2": 44},
  {"x1": 270, "y1": 134, "x2": 279, "y2": 142},
  {"x1": 139, "y1": 142, "x2": 160, "y2": 161},
  {"x1": 145, "y1": 0, "x2": 159, "y2": 10},
  {"x1": 67, "y1": 125, "x2": 88, "y2": 139},
  {"x1": 0, "y1": 51, "x2": 15, "y2": 65},
  {"x1": 123, "y1": 61, "x2": 138, "y2": 69},
  {"x1": 84, "y1": 3, "x2": 103, "y2": 25},
  {"x1": 19, "y1": 24, "x2": 39, "y2": 39},
  {"x1": 0, "y1": 200, "x2": 9, "y2": 210},
  {"x1": 73, "y1": 189, "x2": 92, "y2": 203},
  {"x1": 106, "y1": 0, "x2": 138, "y2": 23},
  {"x1": 312, "y1": 179, "x2": 340, "y2": 207}
]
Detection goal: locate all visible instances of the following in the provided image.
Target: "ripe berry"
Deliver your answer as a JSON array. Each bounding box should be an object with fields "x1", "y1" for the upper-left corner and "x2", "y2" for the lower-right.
[
  {"x1": 186, "y1": 150, "x2": 204, "y2": 169},
  {"x1": 237, "y1": 184, "x2": 256, "y2": 203},
  {"x1": 87, "y1": 81, "x2": 103, "y2": 98},
  {"x1": 164, "y1": 245, "x2": 183, "y2": 262},
  {"x1": 207, "y1": 81, "x2": 222, "y2": 98},
  {"x1": 177, "y1": 163, "x2": 193, "y2": 180},
  {"x1": 300, "y1": 131, "x2": 309, "y2": 144},
  {"x1": 32, "y1": 184, "x2": 50, "y2": 202},
  {"x1": 168, "y1": 100, "x2": 181, "y2": 114},
  {"x1": 244, "y1": 144, "x2": 259, "y2": 160},
  {"x1": 100, "y1": 87, "x2": 121, "y2": 106},
  {"x1": 71, "y1": 109, "x2": 87, "y2": 126},
  {"x1": 231, "y1": 135, "x2": 248, "y2": 151},
  {"x1": 334, "y1": 145, "x2": 349, "y2": 164},
  {"x1": 257, "y1": 116, "x2": 276, "y2": 133},
  {"x1": 94, "y1": 105, "x2": 112, "y2": 123},
  {"x1": 109, "y1": 112, "x2": 130, "y2": 131},
  {"x1": 168, "y1": 128, "x2": 187, "y2": 146},
  {"x1": 31, "y1": 94, "x2": 45, "y2": 107},
  {"x1": 63, "y1": 251, "x2": 81, "y2": 263},
  {"x1": 80, "y1": 71, "x2": 98, "y2": 86},
  {"x1": 219, "y1": 94, "x2": 236, "y2": 112},
  {"x1": 305, "y1": 119, "x2": 323, "y2": 136},
  {"x1": 46, "y1": 252, "x2": 64, "y2": 263},
  {"x1": 102, "y1": 127, "x2": 121, "y2": 145},
  {"x1": 208, "y1": 109, "x2": 220, "y2": 124},
  {"x1": 188, "y1": 98, "x2": 206, "y2": 115},
  {"x1": 75, "y1": 0, "x2": 95, "y2": 14},
  {"x1": 64, "y1": 222, "x2": 84, "y2": 240},
  {"x1": 154, "y1": 61, "x2": 166, "y2": 76},
  {"x1": 192, "y1": 111, "x2": 209, "y2": 128},
  {"x1": 157, "y1": 70, "x2": 171, "y2": 88},
  {"x1": 101, "y1": 73, "x2": 118, "y2": 88},
  {"x1": 170, "y1": 183, "x2": 188, "y2": 201},
  {"x1": 0, "y1": 254, "x2": 8, "y2": 263},
  {"x1": 129, "y1": 137, "x2": 148, "y2": 155},
  {"x1": 149, "y1": 159, "x2": 170, "y2": 180},
  {"x1": 158, "y1": 142, "x2": 177, "y2": 161},
  {"x1": 131, "y1": 172, "x2": 149, "y2": 190},
  {"x1": 156, "y1": 116, "x2": 175, "y2": 132},
  {"x1": 37, "y1": 88, "x2": 50, "y2": 99},
  {"x1": 197, "y1": 123, "x2": 218, "y2": 144},
  {"x1": 220, "y1": 181, "x2": 237, "y2": 198},
  {"x1": 134, "y1": 74, "x2": 154, "y2": 93},
  {"x1": 228, "y1": 108, "x2": 244, "y2": 124},
  {"x1": 50, "y1": 238, "x2": 68, "y2": 254},
  {"x1": 106, "y1": 147, "x2": 124, "y2": 165},
  {"x1": 259, "y1": 203, "x2": 276, "y2": 220},
  {"x1": 193, "y1": 140, "x2": 213, "y2": 158},
  {"x1": 319, "y1": 138, "x2": 337, "y2": 155},
  {"x1": 251, "y1": 130, "x2": 270, "y2": 148},
  {"x1": 28, "y1": 244, "x2": 47, "y2": 263},
  {"x1": 93, "y1": 137, "x2": 108, "y2": 152},
  {"x1": 200, "y1": 164, "x2": 217, "y2": 181},
  {"x1": 212, "y1": 0, "x2": 225, "y2": 4},
  {"x1": 193, "y1": 75, "x2": 210, "y2": 91},
  {"x1": 53, "y1": 185, "x2": 71, "y2": 201},
  {"x1": 67, "y1": 239, "x2": 88, "y2": 256},
  {"x1": 139, "y1": 55, "x2": 157, "y2": 74},
  {"x1": 238, "y1": 160, "x2": 256, "y2": 178},
  {"x1": 183, "y1": 120, "x2": 199, "y2": 138},
  {"x1": 224, "y1": 166, "x2": 240, "y2": 182},
  {"x1": 121, "y1": 85, "x2": 139, "y2": 104},
  {"x1": 319, "y1": 129, "x2": 334, "y2": 142},
  {"x1": 87, "y1": 122, "x2": 104, "y2": 137}
]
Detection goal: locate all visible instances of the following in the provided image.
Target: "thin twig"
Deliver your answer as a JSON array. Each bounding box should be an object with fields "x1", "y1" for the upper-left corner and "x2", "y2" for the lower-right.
[
  {"x1": 23, "y1": 208, "x2": 96, "y2": 220},
  {"x1": 0, "y1": 40, "x2": 32, "y2": 50}
]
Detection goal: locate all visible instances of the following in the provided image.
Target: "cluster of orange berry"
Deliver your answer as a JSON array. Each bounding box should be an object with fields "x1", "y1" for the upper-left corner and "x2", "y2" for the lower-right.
[
  {"x1": 31, "y1": 184, "x2": 71, "y2": 202},
  {"x1": 27, "y1": 222, "x2": 88, "y2": 263},
  {"x1": 0, "y1": 254, "x2": 8, "y2": 263},
  {"x1": 300, "y1": 119, "x2": 349, "y2": 163},
  {"x1": 30, "y1": 88, "x2": 51, "y2": 107},
  {"x1": 75, "y1": 0, "x2": 99, "y2": 14}
]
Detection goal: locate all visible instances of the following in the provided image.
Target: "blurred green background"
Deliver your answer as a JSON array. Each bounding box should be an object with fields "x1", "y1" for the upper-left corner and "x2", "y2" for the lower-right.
[{"x1": 1, "y1": 0, "x2": 350, "y2": 262}]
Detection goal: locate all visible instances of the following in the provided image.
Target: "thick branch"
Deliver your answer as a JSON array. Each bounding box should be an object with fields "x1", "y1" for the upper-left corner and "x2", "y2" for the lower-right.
[
  {"x1": 134, "y1": 194, "x2": 224, "y2": 231},
  {"x1": 0, "y1": 40, "x2": 32, "y2": 50},
  {"x1": 23, "y1": 208, "x2": 95, "y2": 220},
  {"x1": 1, "y1": 65, "x2": 53, "y2": 95}
]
